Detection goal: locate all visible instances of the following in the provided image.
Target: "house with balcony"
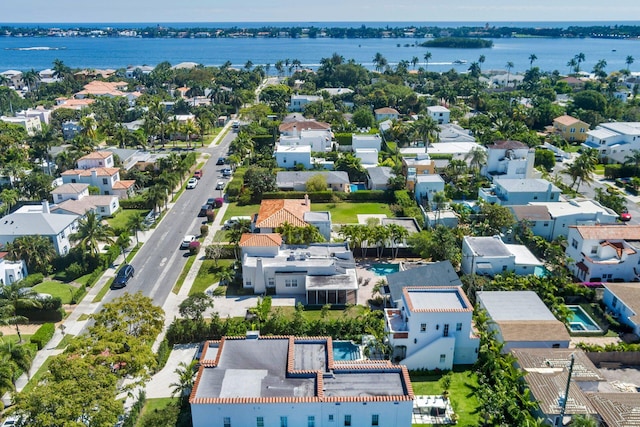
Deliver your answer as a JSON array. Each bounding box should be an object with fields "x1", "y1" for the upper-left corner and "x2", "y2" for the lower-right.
[
  {"x1": 240, "y1": 236, "x2": 358, "y2": 304},
  {"x1": 384, "y1": 261, "x2": 461, "y2": 305},
  {"x1": 0, "y1": 70, "x2": 24, "y2": 90},
  {"x1": 15, "y1": 107, "x2": 52, "y2": 125},
  {"x1": 190, "y1": 335, "x2": 414, "y2": 427},
  {"x1": 414, "y1": 174, "x2": 445, "y2": 209},
  {"x1": 402, "y1": 154, "x2": 436, "y2": 191},
  {"x1": 384, "y1": 286, "x2": 479, "y2": 370},
  {"x1": 566, "y1": 224, "x2": 640, "y2": 283},
  {"x1": 478, "y1": 178, "x2": 561, "y2": 206},
  {"x1": 59, "y1": 151, "x2": 134, "y2": 199},
  {"x1": 583, "y1": 122, "x2": 640, "y2": 164},
  {"x1": 461, "y1": 235, "x2": 543, "y2": 277},
  {"x1": 602, "y1": 283, "x2": 640, "y2": 335},
  {"x1": 482, "y1": 140, "x2": 534, "y2": 181},
  {"x1": 426, "y1": 106, "x2": 450, "y2": 124},
  {"x1": 278, "y1": 127, "x2": 333, "y2": 152},
  {"x1": 288, "y1": 94, "x2": 323, "y2": 112},
  {"x1": 0, "y1": 252, "x2": 28, "y2": 286},
  {"x1": 477, "y1": 291, "x2": 571, "y2": 352},
  {"x1": 553, "y1": 115, "x2": 590, "y2": 143},
  {"x1": 0, "y1": 115, "x2": 42, "y2": 136}
]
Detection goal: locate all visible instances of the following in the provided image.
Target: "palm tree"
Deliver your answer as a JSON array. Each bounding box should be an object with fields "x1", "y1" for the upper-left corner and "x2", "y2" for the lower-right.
[
  {"x1": 563, "y1": 148, "x2": 598, "y2": 191},
  {"x1": 505, "y1": 61, "x2": 514, "y2": 87},
  {"x1": 0, "y1": 282, "x2": 42, "y2": 343},
  {"x1": 0, "y1": 188, "x2": 19, "y2": 216},
  {"x1": 227, "y1": 219, "x2": 252, "y2": 260},
  {"x1": 411, "y1": 56, "x2": 419, "y2": 69},
  {"x1": 624, "y1": 149, "x2": 640, "y2": 173},
  {"x1": 593, "y1": 59, "x2": 608, "y2": 81},
  {"x1": 22, "y1": 69, "x2": 40, "y2": 99},
  {"x1": 0, "y1": 340, "x2": 33, "y2": 383},
  {"x1": 528, "y1": 54, "x2": 537, "y2": 69},
  {"x1": 115, "y1": 232, "x2": 132, "y2": 263},
  {"x1": 423, "y1": 52, "x2": 432, "y2": 71},
  {"x1": 52, "y1": 58, "x2": 71, "y2": 80},
  {"x1": 127, "y1": 213, "x2": 148, "y2": 245},
  {"x1": 468, "y1": 61, "x2": 482, "y2": 78},
  {"x1": 465, "y1": 147, "x2": 487, "y2": 176},
  {"x1": 575, "y1": 52, "x2": 586, "y2": 72},
  {"x1": 411, "y1": 117, "x2": 440, "y2": 154},
  {"x1": 626, "y1": 55, "x2": 635, "y2": 71},
  {"x1": 432, "y1": 191, "x2": 449, "y2": 223},
  {"x1": 567, "y1": 58, "x2": 578, "y2": 74},
  {"x1": 373, "y1": 52, "x2": 388, "y2": 72},
  {"x1": 388, "y1": 224, "x2": 409, "y2": 259},
  {"x1": 70, "y1": 211, "x2": 115, "y2": 258},
  {"x1": 371, "y1": 225, "x2": 392, "y2": 259},
  {"x1": 170, "y1": 360, "x2": 198, "y2": 399},
  {"x1": 5, "y1": 235, "x2": 56, "y2": 275},
  {"x1": 147, "y1": 185, "x2": 168, "y2": 216}
]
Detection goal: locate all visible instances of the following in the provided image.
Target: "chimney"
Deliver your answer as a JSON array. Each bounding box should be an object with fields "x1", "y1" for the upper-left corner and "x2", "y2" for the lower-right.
[
  {"x1": 42, "y1": 200, "x2": 50, "y2": 214},
  {"x1": 304, "y1": 194, "x2": 310, "y2": 207}
]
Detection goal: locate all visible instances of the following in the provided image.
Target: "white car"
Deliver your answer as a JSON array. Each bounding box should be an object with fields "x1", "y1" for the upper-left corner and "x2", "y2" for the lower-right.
[
  {"x1": 215, "y1": 181, "x2": 226, "y2": 190},
  {"x1": 186, "y1": 177, "x2": 198, "y2": 189},
  {"x1": 180, "y1": 235, "x2": 196, "y2": 249},
  {"x1": 1, "y1": 417, "x2": 20, "y2": 427}
]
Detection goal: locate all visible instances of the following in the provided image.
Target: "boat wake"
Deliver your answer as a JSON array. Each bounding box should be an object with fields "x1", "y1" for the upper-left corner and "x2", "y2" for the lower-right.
[{"x1": 5, "y1": 46, "x2": 65, "y2": 51}]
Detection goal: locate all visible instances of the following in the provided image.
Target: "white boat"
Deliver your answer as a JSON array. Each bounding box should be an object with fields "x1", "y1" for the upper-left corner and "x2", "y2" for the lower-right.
[{"x1": 452, "y1": 59, "x2": 467, "y2": 65}]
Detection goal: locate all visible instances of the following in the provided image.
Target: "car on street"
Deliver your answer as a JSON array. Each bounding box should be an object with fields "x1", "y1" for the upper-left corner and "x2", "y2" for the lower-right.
[
  {"x1": 186, "y1": 177, "x2": 198, "y2": 189},
  {"x1": 111, "y1": 264, "x2": 135, "y2": 289},
  {"x1": 620, "y1": 208, "x2": 632, "y2": 222},
  {"x1": 199, "y1": 204, "x2": 213, "y2": 217},
  {"x1": 223, "y1": 216, "x2": 252, "y2": 230},
  {"x1": 215, "y1": 181, "x2": 226, "y2": 190},
  {"x1": 180, "y1": 234, "x2": 197, "y2": 249},
  {"x1": 222, "y1": 168, "x2": 232, "y2": 177},
  {"x1": 216, "y1": 157, "x2": 226, "y2": 165},
  {"x1": 193, "y1": 169, "x2": 203, "y2": 179}
]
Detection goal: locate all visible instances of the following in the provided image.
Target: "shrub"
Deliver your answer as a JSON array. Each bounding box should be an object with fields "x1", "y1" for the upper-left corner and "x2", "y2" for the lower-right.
[
  {"x1": 189, "y1": 241, "x2": 201, "y2": 255},
  {"x1": 22, "y1": 273, "x2": 44, "y2": 287},
  {"x1": 206, "y1": 210, "x2": 215, "y2": 223},
  {"x1": 346, "y1": 190, "x2": 390, "y2": 202},
  {"x1": 200, "y1": 224, "x2": 209, "y2": 236},
  {"x1": 335, "y1": 133, "x2": 352, "y2": 145},
  {"x1": 155, "y1": 339, "x2": 171, "y2": 373},
  {"x1": 71, "y1": 285, "x2": 87, "y2": 304},
  {"x1": 213, "y1": 198, "x2": 224, "y2": 208},
  {"x1": 119, "y1": 196, "x2": 151, "y2": 210},
  {"x1": 30, "y1": 323, "x2": 55, "y2": 350},
  {"x1": 262, "y1": 191, "x2": 337, "y2": 202},
  {"x1": 66, "y1": 262, "x2": 85, "y2": 281}
]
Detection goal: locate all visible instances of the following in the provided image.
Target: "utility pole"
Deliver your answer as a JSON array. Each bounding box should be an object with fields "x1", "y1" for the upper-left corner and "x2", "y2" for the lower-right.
[{"x1": 557, "y1": 353, "x2": 575, "y2": 426}]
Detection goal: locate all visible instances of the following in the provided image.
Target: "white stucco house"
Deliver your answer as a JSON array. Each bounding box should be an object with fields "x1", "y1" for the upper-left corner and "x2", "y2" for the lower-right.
[
  {"x1": 566, "y1": 224, "x2": 640, "y2": 283},
  {"x1": 374, "y1": 107, "x2": 400, "y2": 122},
  {"x1": 274, "y1": 145, "x2": 312, "y2": 169},
  {"x1": 482, "y1": 140, "x2": 535, "y2": 181},
  {"x1": 384, "y1": 286, "x2": 479, "y2": 370},
  {"x1": 477, "y1": 291, "x2": 571, "y2": 352},
  {"x1": 288, "y1": 94, "x2": 323, "y2": 112},
  {"x1": 602, "y1": 282, "x2": 640, "y2": 335},
  {"x1": 426, "y1": 106, "x2": 450, "y2": 124},
  {"x1": 461, "y1": 235, "x2": 543, "y2": 277},
  {"x1": 61, "y1": 151, "x2": 135, "y2": 199},
  {"x1": 354, "y1": 148, "x2": 378, "y2": 167},
  {"x1": 0, "y1": 252, "x2": 28, "y2": 285},
  {"x1": 414, "y1": 174, "x2": 445, "y2": 208},
  {"x1": 478, "y1": 178, "x2": 561, "y2": 206},
  {"x1": 0, "y1": 115, "x2": 42, "y2": 136},
  {"x1": 278, "y1": 128, "x2": 333, "y2": 152},
  {"x1": 583, "y1": 122, "x2": 640, "y2": 164},
  {"x1": 352, "y1": 134, "x2": 382, "y2": 151},
  {"x1": 190, "y1": 335, "x2": 414, "y2": 427}
]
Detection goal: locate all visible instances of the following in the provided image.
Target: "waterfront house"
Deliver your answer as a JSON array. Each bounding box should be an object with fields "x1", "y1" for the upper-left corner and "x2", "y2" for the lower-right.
[
  {"x1": 565, "y1": 224, "x2": 640, "y2": 283},
  {"x1": 482, "y1": 140, "x2": 535, "y2": 182},
  {"x1": 426, "y1": 106, "x2": 450, "y2": 124},
  {"x1": 583, "y1": 122, "x2": 640, "y2": 164},
  {"x1": 478, "y1": 178, "x2": 561, "y2": 206},
  {"x1": 477, "y1": 291, "x2": 571, "y2": 351},
  {"x1": 553, "y1": 115, "x2": 590, "y2": 143},
  {"x1": 190, "y1": 335, "x2": 414, "y2": 427},
  {"x1": 0, "y1": 70, "x2": 24, "y2": 90},
  {"x1": 384, "y1": 286, "x2": 479, "y2": 370},
  {"x1": 461, "y1": 236, "x2": 543, "y2": 277},
  {"x1": 601, "y1": 282, "x2": 640, "y2": 335}
]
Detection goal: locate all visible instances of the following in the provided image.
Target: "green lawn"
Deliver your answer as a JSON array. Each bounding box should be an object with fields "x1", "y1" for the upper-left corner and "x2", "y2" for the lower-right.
[
  {"x1": 0, "y1": 334, "x2": 33, "y2": 344},
  {"x1": 106, "y1": 209, "x2": 148, "y2": 231},
  {"x1": 21, "y1": 356, "x2": 53, "y2": 394},
  {"x1": 190, "y1": 259, "x2": 234, "y2": 295},
  {"x1": 92, "y1": 278, "x2": 114, "y2": 303},
  {"x1": 269, "y1": 305, "x2": 369, "y2": 321},
  {"x1": 223, "y1": 201, "x2": 393, "y2": 224},
  {"x1": 171, "y1": 254, "x2": 197, "y2": 294},
  {"x1": 410, "y1": 368, "x2": 481, "y2": 427},
  {"x1": 33, "y1": 281, "x2": 77, "y2": 304},
  {"x1": 135, "y1": 397, "x2": 178, "y2": 427}
]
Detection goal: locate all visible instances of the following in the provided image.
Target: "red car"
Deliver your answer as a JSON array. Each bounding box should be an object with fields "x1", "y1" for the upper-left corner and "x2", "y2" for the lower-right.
[
  {"x1": 194, "y1": 169, "x2": 203, "y2": 179},
  {"x1": 620, "y1": 208, "x2": 632, "y2": 222}
]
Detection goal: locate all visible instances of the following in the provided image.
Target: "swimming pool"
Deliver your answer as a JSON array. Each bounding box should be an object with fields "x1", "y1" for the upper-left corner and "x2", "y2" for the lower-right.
[
  {"x1": 350, "y1": 183, "x2": 366, "y2": 192},
  {"x1": 534, "y1": 266, "x2": 550, "y2": 278},
  {"x1": 333, "y1": 341, "x2": 361, "y2": 361},
  {"x1": 370, "y1": 263, "x2": 400, "y2": 276},
  {"x1": 567, "y1": 305, "x2": 603, "y2": 333}
]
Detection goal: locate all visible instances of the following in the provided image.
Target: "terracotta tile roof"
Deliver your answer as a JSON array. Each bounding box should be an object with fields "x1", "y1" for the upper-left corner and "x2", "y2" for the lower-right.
[
  {"x1": 571, "y1": 224, "x2": 640, "y2": 241},
  {"x1": 600, "y1": 240, "x2": 635, "y2": 258},
  {"x1": 576, "y1": 261, "x2": 589, "y2": 273},
  {"x1": 61, "y1": 167, "x2": 120, "y2": 177},
  {"x1": 374, "y1": 107, "x2": 399, "y2": 115},
  {"x1": 524, "y1": 371, "x2": 597, "y2": 416},
  {"x1": 279, "y1": 120, "x2": 331, "y2": 133},
  {"x1": 51, "y1": 183, "x2": 90, "y2": 194},
  {"x1": 255, "y1": 199, "x2": 310, "y2": 229},
  {"x1": 53, "y1": 98, "x2": 95, "y2": 110},
  {"x1": 603, "y1": 283, "x2": 640, "y2": 323},
  {"x1": 487, "y1": 140, "x2": 528, "y2": 150},
  {"x1": 587, "y1": 393, "x2": 640, "y2": 426},
  {"x1": 239, "y1": 233, "x2": 282, "y2": 247},
  {"x1": 112, "y1": 180, "x2": 135, "y2": 189},
  {"x1": 554, "y1": 115, "x2": 581, "y2": 126},
  {"x1": 0, "y1": 251, "x2": 7, "y2": 259},
  {"x1": 496, "y1": 320, "x2": 570, "y2": 343},
  {"x1": 510, "y1": 205, "x2": 552, "y2": 222},
  {"x1": 79, "y1": 151, "x2": 112, "y2": 161}
]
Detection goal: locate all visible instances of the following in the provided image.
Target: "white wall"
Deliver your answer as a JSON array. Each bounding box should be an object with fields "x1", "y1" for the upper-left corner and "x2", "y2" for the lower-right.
[{"x1": 602, "y1": 288, "x2": 640, "y2": 335}]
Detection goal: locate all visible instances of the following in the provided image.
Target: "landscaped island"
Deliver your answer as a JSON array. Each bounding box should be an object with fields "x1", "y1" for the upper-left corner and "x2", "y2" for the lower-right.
[{"x1": 420, "y1": 37, "x2": 493, "y2": 48}]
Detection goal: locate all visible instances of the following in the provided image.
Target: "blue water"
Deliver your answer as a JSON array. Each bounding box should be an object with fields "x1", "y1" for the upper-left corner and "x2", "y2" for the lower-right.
[
  {"x1": 1, "y1": 29, "x2": 639, "y2": 72},
  {"x1": 371, "y1": 263, "x2": 400, "y2": 276},
  {"x1": 350, "y1": 183, "x2": 366, "y2": 192},
  {"x1": 333, "y1": 341, "x2": 361, "y2": 361},
  {"x1": 534, "y1": 266, "x2": 550, "y2": 278},
  {"x1": 568, "y1": 306, "x2": 602, "y2": 332}
]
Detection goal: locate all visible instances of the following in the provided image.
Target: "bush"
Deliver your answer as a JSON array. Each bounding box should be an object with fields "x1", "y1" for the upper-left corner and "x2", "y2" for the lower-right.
[
  {"x1": 262, "y1": 191, "x2": 338, "y2": 202},
  {"x1": 71, "y1": 285, "x2": 87, "y2": 304},
  {"x1": 30, "y1": 322, "x2": 55, "y2": 350},
  {"x1": 155, "y1": 339, "x2": 171, "y2": 373},
  {"x1": 22, "y1": 273, "x2": 44, "y2": 287},
  {"x1": 335, "y1": 133, "x2": 352, "y2": 146},
  {"x1": 346, "y1": 190, "x2": 390, "y2": 202},
  {"x1": 200, "y1": 224, "x2": 209, "y2": 236},
  {"x1": 66, "y1": 262, "x2": 85, "y2": 281},
  {"x1": 119, "y1": 196, "x2": 151, "y2": 210},
  {"x1": 189, "y1": 241, "x2": 201, "y2": 255},
  {"x1": 206, "y1": 210, "x2": 215, "y2": 223}
]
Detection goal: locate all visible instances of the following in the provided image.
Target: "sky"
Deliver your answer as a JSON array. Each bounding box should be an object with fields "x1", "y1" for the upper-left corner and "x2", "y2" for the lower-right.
[{"x1": 3, "y1": 0, "x2": 640, "y2": 23}]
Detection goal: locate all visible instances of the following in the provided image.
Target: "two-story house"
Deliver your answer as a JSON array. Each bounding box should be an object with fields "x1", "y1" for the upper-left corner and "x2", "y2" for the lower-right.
[
  {"x1": 583, "y1": 122, "x2": 640, "y2": 164},
  {"x1": 384, "y1": 286, "x2": 479, "y2": 370},
  {"x1": 553, "y1": 115, "x2": 590, "y2": 143},
  {"x1": 51, "y1": 183, "x2": 119, "y2": 217},
  {"x1": 0, "y1": 251, "x2": 28, "y2": 285},
  {"x1": 278, "y1": 127, "x2": 333, "y2": 152},
  {"x1": 61, "y1": 151, "x2": 135, "y2": 199},
  {"x1": 479, "y1": 178, "x2": 561, "y2": 206},
  {"x1": 402, "y1": 154, "x2": 436, "y2": 191},
  {"x1": 374, "y1": 107, "x2": 399, "y2": 122},
  {"x1": 461, "y1": 236, "x2": 543, "y2": 277},
  {"x1": 566, "y1": 224, "x2": 640, "y2": 283},
  {"x1": 602, "y1": 282, "x2": 640, "y2": 336},
  {"x1": 0, "y1": 115, "x2": 42, "y2": 136},
  {"x1": 426, "y1": 106, "x2": 450, "y2": 124},
  {"x1": 276, "y1": 171, "x2": 350, "y2": 192},
  {"x1": 482, "y1": 140, "x2": 534, "y2": 181},
  {"x1": 288, "y1": 94, "x2": 323, "y2": 112}
]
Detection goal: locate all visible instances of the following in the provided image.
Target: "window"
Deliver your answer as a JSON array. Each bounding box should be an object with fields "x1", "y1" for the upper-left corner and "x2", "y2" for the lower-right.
[
  {"x1": 257, "y1": 417, "x2": 264, "y2": 427},
  {"x1": 544, "y1": 222, "x2": 549, "y2": 227},
  {"x1": 502, "y1": 265, "x2": 508, "y2": 271},
  {"x1": 57, "y1": 194, "x2": 62, "y2": 200},
  {"x1": 456, "y1": 323, "x2": 462, "y2": 331},
  {"x1": 570, "y1": 128, "x2": 576, "y2": 133},
  {"x1": 590, "y1": 246, "x2": 598, "y2": 255},
  {"x1": 223, "y1": 418, "x2": 231, "y2": 427},
  {"x1": 285, "y1": 279, "x2": 298, "y2": 288},
  {"x1": 328, "y1": 415, "x2": 334, "y2": 422},
  {"x1": 552, "y1": 343, "x2": 560, "y2": 348},
  {"x1": 245, "y1": 281, "x2": 252, "y2": 287},
  {"x1": 372, "y1": 414, "x2": 379, "y2": 426},
  {"x1": 102, "y1": 178, "x2": 108, "y2": 185},
  {"x1": 420, "y1": 323, "x2": 427, "y2": 332},
  {"x1": 571, "y1": 239, "x2": 578, "y2": 249},
  {"x1": 580, "y1": 128, "x2": 585, "y2": 133},
  {"x1": 612, "y1": 296, "x2": 618, "y2": 308},
  {"x1": 268, "y1": 278, "x2": 275, "y2": 287},
  {"x1": 443, "y1": 324, "x2": 449, "y2": 337},
  {"x1": 440, "y1": 354, "x2": 446, "y2": 363},
  {"x1": 100, "y1": 207, "x2": 105, "y2": 213},
  {"x1": 280, "y1": 417, "x2": 288, "y2": 427},
  {"x1": 344, "y1": 415, "x2": 352, "y2": 426},
  {"x1": 308, "y1": 416, "x2": 315, "y2": 427}
]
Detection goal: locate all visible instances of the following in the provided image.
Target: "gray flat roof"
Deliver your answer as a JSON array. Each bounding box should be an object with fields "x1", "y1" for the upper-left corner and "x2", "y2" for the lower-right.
[
  {"x1": 304, "y1": 211, "x2": 331, "y2": 222},
  {"x1": 386, "y1": 261, "x2": 461, "y2": 302},
  {"x1": 406, "y1": 288, "x2": 467, "y2": 311},
  {"x1": 495, "y1": 178, "x2": 561, "y2": 193},
  {"x1": 464, "y1": 236, "x2": 512, "y2": 257},
  {"x1": 477, "y1": 291, "x2": 556, "y2": 321}
]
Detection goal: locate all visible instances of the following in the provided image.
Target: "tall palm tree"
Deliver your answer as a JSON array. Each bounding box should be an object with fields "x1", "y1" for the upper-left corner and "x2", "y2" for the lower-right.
[
  {"x1": 0, "y1": 188, "x2": 19, "y2": 216},
  {"x1": 528, "y1": 54, "x2": 537, "y2": 69},
  {"x1": 626, "y1": 55, "x2": 635, "y2": 71},
  {"x1": 0, "y1": 282, "x2": 42, "y2": 343},
  {"x1": 432, "y1": 191, "x2": 449, "y2": 224},
  {"x1": 567, "y1": 58, "x2": 578, "y2": 74},
  {"x1": 147, "y1": 185, "x2": 168, "y2": 216},
  {"x1": 411, "y1": 117, "x2": 440, "y2": 154},
  {"x1": 411, "y1": 56, "x2": 419, "y2": 69},
  {"x1": 22, "y1": 69, "x2": 40, "y2": 99},
  {"x1": 52, "y1": 58, "x2": 71, "y2": 80},
  {"x1": 387, "y1": 224, "x2": 409, "y2": 259},
  {"x1": 505, "y1": 61, "x2": 514, "y2": 87},
  {"x1": 465, "y1": 147, "x2": 487, "y2": 176},
  {"x1": 373, "y1": 52, "x2": 388, "y2": 72},
  {"x1": 563, "y1": 148, "x2": 598, "y2": 191},
  {"x1": 0, "y1": 340, "x2": 33, "y2": 384},
  {"x1": 575, "y1": 52, "x2": 585, "y2": 72},
  {"x1": 170, "y1": 360, "x2": 198, "y2": 399},
  {"x1": 423, "y1": 52, "x2": 432, "y2": 71},
  {"x1": 70, "y1": 211, "x2": 115, "y2": 257},
  {"x1": 126, "y1": 212, "x2": 147, "y2": 245}
]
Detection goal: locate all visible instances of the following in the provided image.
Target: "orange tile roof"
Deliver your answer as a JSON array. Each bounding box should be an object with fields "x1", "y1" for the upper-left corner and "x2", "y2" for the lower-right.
[
  {"x1": 239, "y1": 233, "x2": 282, "y2": 247},
  {"x1": 112, "y1": 180, "x2": 135, "y2": 189},
  {"x1": 571, "y1": 224, "x2": 640, "y2": 241},
  {"x1": 279, "y1": 120, "x2": 331, "y2": 133},
  {"x1": 255, "y1": 199, "x2": 310, "y2": 229},
  {"x1": 554, "y1": 115, "x2": 581, "y2": 126},
  {"x1": 79, "y1": 151, "x2": 112, "y2": 161},
  {"x1": 374, "y1": 107, "x2": 399, "y2": 115},
  {"x1": 53, "y1": 98, "x2": 95, "y2": 110},
  {"x1": 61, "y1": 167, "x2": 120, "y2": 177}
]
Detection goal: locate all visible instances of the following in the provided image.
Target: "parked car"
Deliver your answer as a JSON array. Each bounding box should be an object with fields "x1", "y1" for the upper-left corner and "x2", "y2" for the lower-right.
[
  {"x1": 194, "y1": 169, "x2": 203, "y2": 179},
  {"x1": 206, "y1": 197, "x2": 216, "y2": 206},
  {"x1": 186, "y1": 177, "x2": 198, "y2": 189},
  {"x1": 181, "y1": 235, "x2": 197, "y2": 249},
  {"x1": 199, "y1": 204, "x2": 213, "y2": 217},
  {"x1": 215, "y1": 181, "x2": 226, "y2": 190},
  {"x1": 111, "y1": 264, "x2": 134, "y2": 289},
  {"x1": 1, "y1": 417, "x2": 20, "y2": 427},
  {"x1": 223, "y1": 216, "x2": 252, "y2": 230},
  {"x1": 620, "y1": 208, "x2": 632, "y2": 222},
  {"x1": 222, "y1": 168, "x2": 233, "y2": 177},
  {"x1": 216, "y1": 157, "x2": 226, "y2": 165}
]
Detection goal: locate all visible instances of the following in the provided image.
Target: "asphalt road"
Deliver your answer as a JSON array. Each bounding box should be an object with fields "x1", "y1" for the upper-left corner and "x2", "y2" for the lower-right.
[{"x1": 101, "y1": 129, "x2": 237, "y2": 307}]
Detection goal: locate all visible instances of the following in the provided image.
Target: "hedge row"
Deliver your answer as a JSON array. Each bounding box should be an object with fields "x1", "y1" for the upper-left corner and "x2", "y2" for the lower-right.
[
  {"x1": 30, "y1": 323, "x2": 55, "y2": 350},
  {"x1": 261, "y1": 190, "x2": 391, "y2": 202},
  {"x1": 335, "y1": 133, "x2": 352, "y2": 145},
  {"x1": 71, "y1": 285, "x2": 88, "y2": 304},
  {"x1": 604, "y1": 164, "x2": 637, "y2": 179},
  {"x1": 22, "y1": 273, "x2": 44, "y2": 287},
  {"x1": 119, "y1": 196, "x2": 152, "y2": 210}
]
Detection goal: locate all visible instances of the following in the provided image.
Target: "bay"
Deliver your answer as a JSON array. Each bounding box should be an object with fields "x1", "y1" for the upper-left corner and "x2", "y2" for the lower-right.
[{"x1": 1, "y1": 27, "x2": 639, "y2": 74}]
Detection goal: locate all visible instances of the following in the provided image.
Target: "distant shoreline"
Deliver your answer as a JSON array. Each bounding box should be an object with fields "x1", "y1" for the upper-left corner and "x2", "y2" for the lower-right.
[{"x1": 2, "y1": 23, "x2": 640, "y2": 40}]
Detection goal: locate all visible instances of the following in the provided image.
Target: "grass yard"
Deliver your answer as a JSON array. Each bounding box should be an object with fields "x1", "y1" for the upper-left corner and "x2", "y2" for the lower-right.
[
  {"x1": 33, "y1": 281, "x2": 77, "y2": 304},
  {"x1": 21, "y1": 356, "x2": 53, "y2": 394},
  {"x1": 221, "y1": 202, "x2": 259, "y2": 221},
  {"x1": 106, "y1": 208, "x2": 148, "y2": 231},
  {"x1": 269, "y1": 304, "x2": 368, "y2": 321},
  {"x1": 0, "y1": 334, "x2": 33, "y2": 344},
  {"x1": 190, "y1": 259, "x2": 235, "y2": 295},
  {"x1": 312, "y1": 202, "x2": 393, "y2": 224},
  {"x1": 172, "y1": 254, "x2": 197, "y2": 294},
  {"x1": 92, "y1": 278, "x2": 114, "y2": 303},
  {"x1": 410, "y1": 368, "x2": 481, "y2": 427},
  {"x1": 135, "y1": 397, "x2": 179, "y2": 427}
]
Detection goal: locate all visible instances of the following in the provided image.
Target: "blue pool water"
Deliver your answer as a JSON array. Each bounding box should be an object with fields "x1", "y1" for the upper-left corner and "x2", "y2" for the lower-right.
[
  {"x1": 370, "y1": 263, "x2": 400, "y2": 276},
  {"x1": 350, "y1": 183, "x2": 366, "y2": 192},
  {"x1": 534, "y1": 266, "x2": 550, "y2": 278},
  {"x1": 567, "y1": 305, "x2": 602, "y2": 333},
  {"x1": 333, "y1": 341, "x2": 361, "y2": 361}
]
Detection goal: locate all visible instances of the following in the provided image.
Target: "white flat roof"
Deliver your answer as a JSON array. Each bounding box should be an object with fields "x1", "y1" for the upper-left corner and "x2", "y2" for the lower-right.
[
  {"x1": 275, "y1": 145, "x2": 311, "y2": 153},
  {"x1": 400, "y1": 142, "x2": 482, "y2": 156},
  {"x1": 477, "y1": 291, "x2": 556, "y2": 321},
  {"x1": 531, "y1": 200, "x2": 616, "y2": 217},
  {"x1": 504, "y1": 244, "x2": 543, "y2": 266}
]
